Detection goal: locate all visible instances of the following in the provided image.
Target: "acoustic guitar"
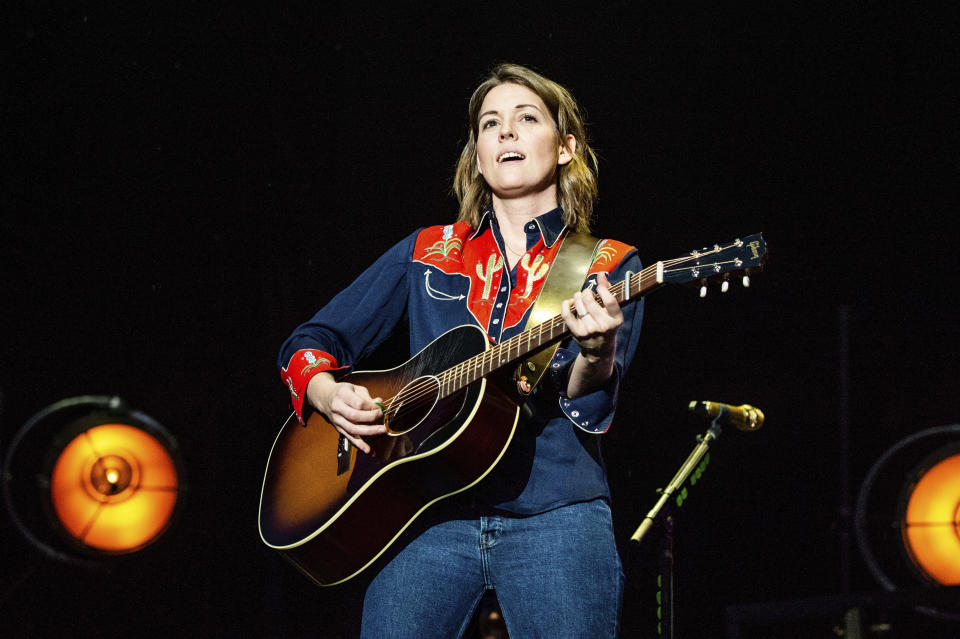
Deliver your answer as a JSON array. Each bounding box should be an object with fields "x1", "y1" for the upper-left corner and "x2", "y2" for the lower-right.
[{"x1": 259, "y1": 233, "x2": 767, "y2": 585}]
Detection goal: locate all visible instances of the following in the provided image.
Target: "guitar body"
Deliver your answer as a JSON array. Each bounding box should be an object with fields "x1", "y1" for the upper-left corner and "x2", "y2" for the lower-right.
[{"x1": 258, "y1": 324, "x2": 520, "y2": 586}]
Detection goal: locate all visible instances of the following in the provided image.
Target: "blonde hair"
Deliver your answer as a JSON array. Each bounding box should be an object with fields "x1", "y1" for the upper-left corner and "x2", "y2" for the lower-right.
[{"x1": 453, "y1": 63, "x2": 598, "y2": 233}]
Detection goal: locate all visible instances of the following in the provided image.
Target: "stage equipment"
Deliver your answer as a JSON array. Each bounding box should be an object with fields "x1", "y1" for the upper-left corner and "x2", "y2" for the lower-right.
[
  {"x1": 855, "y1": 424, "x2": 960, "y2": 617},
  {"x1": 631, "y1": 400, "x2": 765, "y2": 638},
  {"x1": 687, "y1": 401, "x2": 764, "y2": 432},
  {"x1": 2, "y1": 396, "x2": 185, "y2": 562}
]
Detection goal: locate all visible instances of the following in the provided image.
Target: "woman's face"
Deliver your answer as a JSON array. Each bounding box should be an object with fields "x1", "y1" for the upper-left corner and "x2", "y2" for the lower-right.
[{"x1": 475, "y1": 82, "x2": 575, "y2": 206}]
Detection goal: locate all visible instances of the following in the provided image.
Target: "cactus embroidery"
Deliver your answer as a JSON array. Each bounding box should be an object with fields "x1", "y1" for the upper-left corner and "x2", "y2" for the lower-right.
[
  {"x1": 475, "y1": 253, "x2": 503, "y2": 301},
  {"x1": 518, "y1": 253, "x2": 549, "y2": 298}
]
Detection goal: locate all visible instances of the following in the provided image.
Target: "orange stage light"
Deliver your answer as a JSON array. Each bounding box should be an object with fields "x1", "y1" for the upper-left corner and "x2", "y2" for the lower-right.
[
  {"x1": 2, "y1": 396, "x2": 184, "y2": 562},
  {"x1": 49, "y1": 423, "x2": 180, "y2": 553},
  {"x1": 901, "y1": 453, "x2": 960, "y2": 586},
  {"x1": 855, "y1": 424, "x2": 960, "y2": 623}
]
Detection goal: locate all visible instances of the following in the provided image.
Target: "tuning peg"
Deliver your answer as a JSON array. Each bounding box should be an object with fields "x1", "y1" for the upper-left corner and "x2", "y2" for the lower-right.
[
  {"x1": 721, "y1": 280, "x2": 730, "y2": 293},
  {"x1": 742, "y1": 275, "x2": 751, "y2": 288},
  {"x1": 699, "y1": 284, "x2": 708, "y2": 298}
]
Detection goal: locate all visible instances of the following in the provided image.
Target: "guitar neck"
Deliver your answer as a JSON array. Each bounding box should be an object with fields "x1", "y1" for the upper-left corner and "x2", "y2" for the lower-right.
[
  {"x1": 433, "y1": 231, "x2": 766, "y2": 398},
  {"x1": 435, "y1": 261, "x2": 661, "y2": 396}
]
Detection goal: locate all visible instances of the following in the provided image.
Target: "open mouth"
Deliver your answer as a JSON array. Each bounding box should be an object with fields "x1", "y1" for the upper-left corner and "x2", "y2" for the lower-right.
[{"x1": 497, "y1": 151, "x2": 525, "y2": 163}]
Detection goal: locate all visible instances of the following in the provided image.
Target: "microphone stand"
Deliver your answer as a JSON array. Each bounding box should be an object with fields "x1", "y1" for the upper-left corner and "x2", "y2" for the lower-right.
[{"x1": 630, "y1": 415, "x2": 724, "y2": 639}]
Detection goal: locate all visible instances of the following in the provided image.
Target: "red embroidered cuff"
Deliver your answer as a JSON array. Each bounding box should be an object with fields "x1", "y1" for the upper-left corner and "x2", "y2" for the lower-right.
[{"x1": 280, "y1": 349, "x2": 350, "y2": 424}]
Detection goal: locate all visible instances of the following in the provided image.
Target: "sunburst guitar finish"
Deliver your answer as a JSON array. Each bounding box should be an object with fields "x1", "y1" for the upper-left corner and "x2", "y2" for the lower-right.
[{"x1": 259, "y1": 325, "x2": 518, "y2": 585}]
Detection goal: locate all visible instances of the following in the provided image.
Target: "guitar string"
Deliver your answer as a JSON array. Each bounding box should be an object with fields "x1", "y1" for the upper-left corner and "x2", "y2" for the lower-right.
[
  {"x1": 379, "y1": 248, "x2": 750, "y2": 417},
  {"x1": 381, "y1": 257, "x2": 729, "y2": 417},
  {"x1": 384, "y1": 274, "x2": 637, "y2": 411},
  {"x1": 379, "y1": 268, "x2": 656, "y2": 417},
  {"x1": 379, "y1": 256, "x2": 713, "y2": 415}
]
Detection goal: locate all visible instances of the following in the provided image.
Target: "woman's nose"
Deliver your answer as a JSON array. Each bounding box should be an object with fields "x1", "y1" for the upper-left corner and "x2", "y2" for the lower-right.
[{"x1": 499, "y1": 123, "x2": 515, "y2": 140}]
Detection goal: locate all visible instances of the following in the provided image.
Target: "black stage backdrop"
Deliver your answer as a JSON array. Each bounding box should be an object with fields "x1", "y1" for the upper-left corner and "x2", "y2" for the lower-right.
[{"x1": 2, "y1": 4, "x2": 958, "y2": 638}]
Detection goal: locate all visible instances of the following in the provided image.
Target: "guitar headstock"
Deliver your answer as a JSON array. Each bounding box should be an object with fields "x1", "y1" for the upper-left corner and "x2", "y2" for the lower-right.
[{"x1": 659, "y1": 233, "x2": 767, "y2": 296}]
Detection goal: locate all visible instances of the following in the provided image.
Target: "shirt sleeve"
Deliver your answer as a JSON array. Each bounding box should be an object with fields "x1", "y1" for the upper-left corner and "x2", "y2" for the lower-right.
[
  {"x1": 545, "y1": 248, "x2": 644, "y2": 434},
  {"x1": 277, "y1": 229, "x2": 421, "y2": 423}
]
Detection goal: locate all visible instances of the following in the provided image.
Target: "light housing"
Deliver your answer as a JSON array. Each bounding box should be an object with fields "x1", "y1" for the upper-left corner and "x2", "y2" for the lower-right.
[
  {"x1": 3, "y1": 396, "x2": 185, "y2": 562},
  {"x1": 855, "y1": 424, "x2": 960, "y2": 619}
]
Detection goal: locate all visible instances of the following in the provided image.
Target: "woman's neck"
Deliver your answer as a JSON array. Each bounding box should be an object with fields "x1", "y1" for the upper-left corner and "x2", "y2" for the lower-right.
[
  {"x1": 493, "y1": 193, "x2": 559, "y2": 237},
  {"x1": 492, "y1": 192, "x2": 558, "y2": 228},
  {"x1": 492, "y1": 195, "x2": 558, "y2": 270}
]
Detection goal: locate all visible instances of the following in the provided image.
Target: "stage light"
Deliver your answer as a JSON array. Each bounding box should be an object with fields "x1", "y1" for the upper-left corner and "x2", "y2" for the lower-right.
[
  {"x1": 855, "y1": 424, "x2": 960, "y2": 619},
  {"x1": 2, "y1": 396, "x2": 185, "y2": 562},
  {"x1": 900, "y1": 450, "x2": 960, "y2": 586},
  {"x1": 48, "y1": 422, "x2": 180, "y2": 553}
]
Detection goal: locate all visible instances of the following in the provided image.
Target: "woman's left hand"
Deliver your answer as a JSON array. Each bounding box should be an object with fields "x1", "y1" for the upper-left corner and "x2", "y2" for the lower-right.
[{"x1": 561, "y1": 272, "x2": 624, "y2": 363}]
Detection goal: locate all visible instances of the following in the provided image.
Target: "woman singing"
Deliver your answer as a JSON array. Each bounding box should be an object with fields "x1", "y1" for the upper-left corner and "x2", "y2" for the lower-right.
[{"x1": 278, "y1": 62, "x2": 643, "y2": 638}]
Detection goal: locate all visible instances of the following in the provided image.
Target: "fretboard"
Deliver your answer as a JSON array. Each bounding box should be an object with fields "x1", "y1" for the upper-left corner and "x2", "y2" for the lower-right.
[{"x1": 433, "y1": 260, "x2": 663, "y2": 398}]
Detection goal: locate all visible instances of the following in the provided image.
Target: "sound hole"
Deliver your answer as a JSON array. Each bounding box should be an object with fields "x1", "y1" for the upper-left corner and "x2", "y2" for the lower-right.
[{"x1": 384, "y1": 376, "x2": 440, "y2": 435}]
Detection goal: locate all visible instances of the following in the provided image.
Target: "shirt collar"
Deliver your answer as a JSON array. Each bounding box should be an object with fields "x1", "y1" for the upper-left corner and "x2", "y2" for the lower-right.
[
  {"x1": 530, "y1": 206, "x2": 567, "y2": 248},
  {"x1": 469, "y1": 206, "x2": 568, "y2": 248},
  {"x1": 468, "y1": 209, "x2": 495, "y2": 240}
]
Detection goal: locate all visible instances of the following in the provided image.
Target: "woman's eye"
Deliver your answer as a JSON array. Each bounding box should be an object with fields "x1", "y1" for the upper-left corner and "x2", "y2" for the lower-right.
[
  {"x1": 521, "y1": 114, "x2": 538, "y2": 122},
  {"x1": 481, "y1": 120, "x2": 498, "y2": 129}
]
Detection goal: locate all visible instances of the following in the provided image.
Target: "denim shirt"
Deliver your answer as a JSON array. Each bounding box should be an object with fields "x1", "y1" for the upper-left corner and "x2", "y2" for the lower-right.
[{"x1": 278, "y1": 207, "x2": 643, "y2": 514}]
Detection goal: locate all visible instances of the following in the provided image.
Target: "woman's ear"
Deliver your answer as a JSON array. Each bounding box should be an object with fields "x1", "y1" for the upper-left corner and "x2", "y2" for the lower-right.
[{"x1": 558, "y1": 134, "x2": 577, "y2": 166}]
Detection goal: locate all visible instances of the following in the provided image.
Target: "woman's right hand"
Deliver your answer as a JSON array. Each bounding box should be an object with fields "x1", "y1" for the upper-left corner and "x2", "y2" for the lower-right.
[{"x1": 306, "y1": 372, "x2": 386, "y2": 454}]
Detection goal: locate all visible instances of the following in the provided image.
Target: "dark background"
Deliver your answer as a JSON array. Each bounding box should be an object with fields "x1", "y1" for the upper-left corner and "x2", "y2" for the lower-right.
[{"x1": 2, "y1": 3, "x2": 958, "y2": 638}]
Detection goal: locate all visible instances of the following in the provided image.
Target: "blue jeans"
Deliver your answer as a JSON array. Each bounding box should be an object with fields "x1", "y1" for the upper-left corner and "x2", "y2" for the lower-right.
[{"x1": 360, "y1": 498, "x2": 623, "y2": 638}]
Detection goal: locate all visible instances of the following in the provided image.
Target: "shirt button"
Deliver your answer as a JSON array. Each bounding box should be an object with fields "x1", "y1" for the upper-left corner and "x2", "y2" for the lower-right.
[
  {"x1": 492, "y1": 318, "x2": 500, "y2": 324},
  {"x1": 500, "y1": 286, "x2": 507, "y2": 292},
  {"x1": 496, "y1": 303, "x2": 502, "y2": 308},
  {"x1": 571, "y1": 410, "x2": 580, "y2": 418},
  {"x1": 527, "y1": 223, "x2": 536, "y2": 231}
]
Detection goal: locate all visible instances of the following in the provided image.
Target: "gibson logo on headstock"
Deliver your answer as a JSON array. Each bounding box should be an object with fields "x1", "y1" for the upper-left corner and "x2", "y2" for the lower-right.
[{"x1": 747, "y1": 240, "x2": 761, "y2": 260}]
